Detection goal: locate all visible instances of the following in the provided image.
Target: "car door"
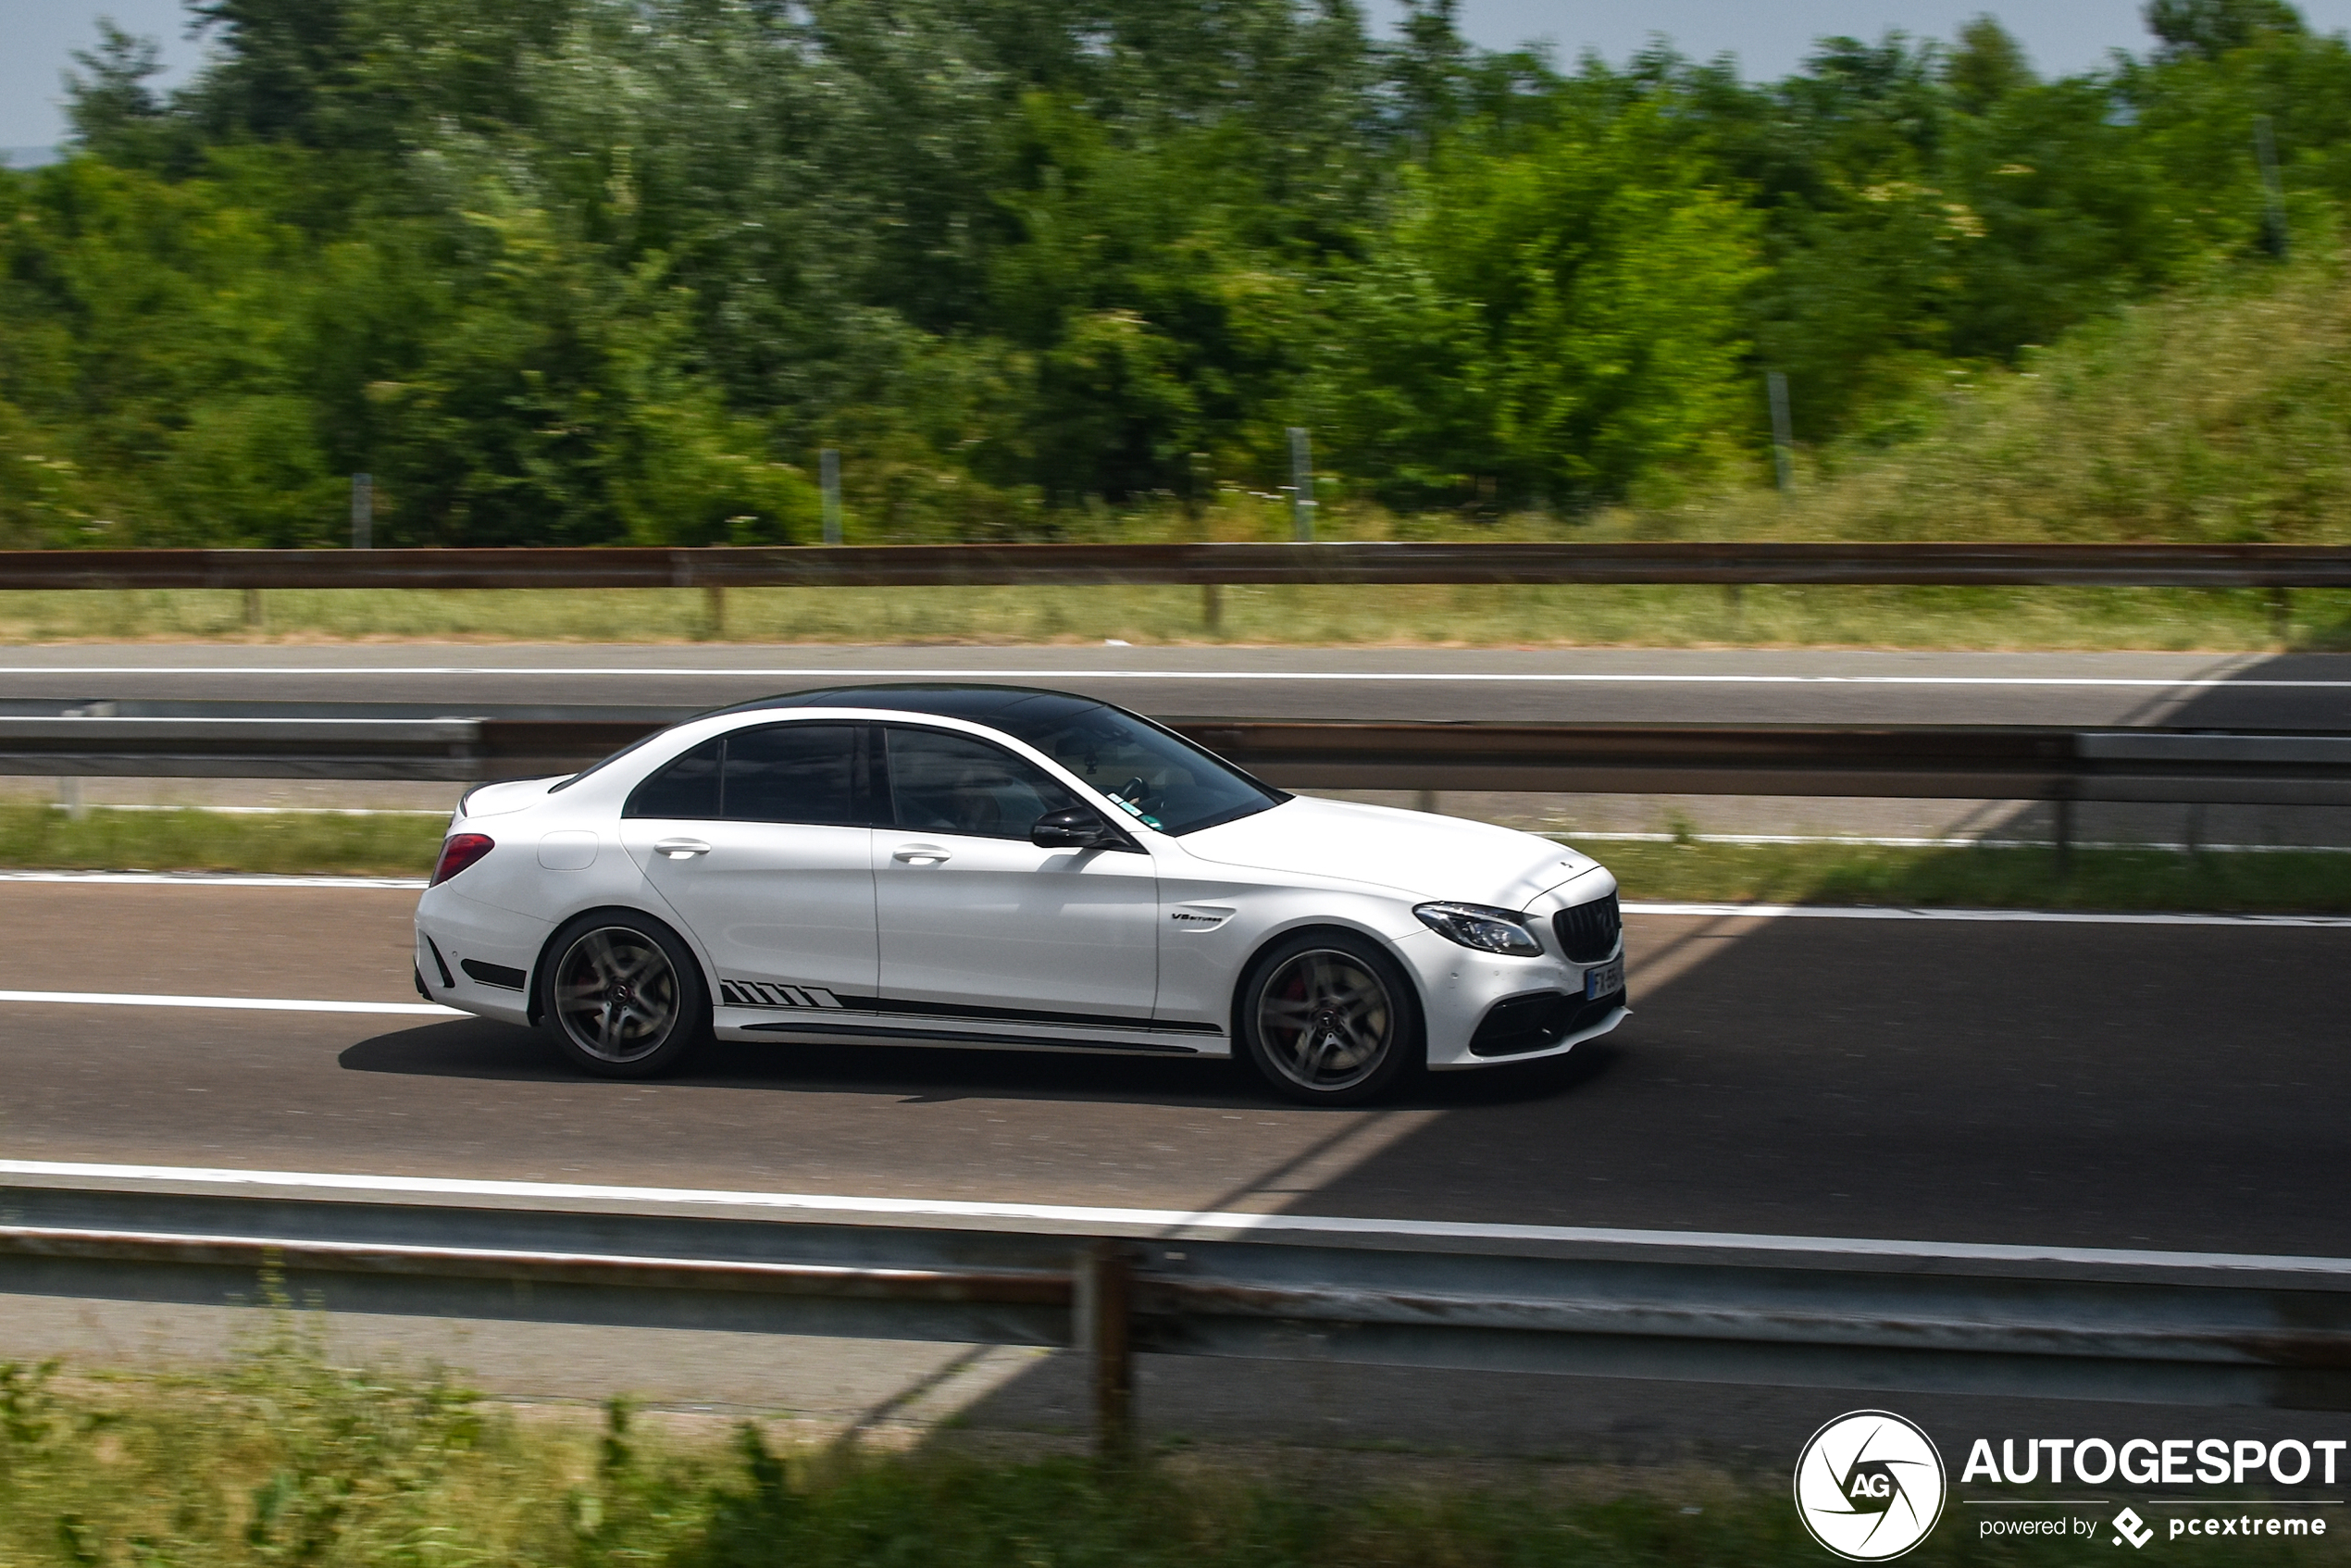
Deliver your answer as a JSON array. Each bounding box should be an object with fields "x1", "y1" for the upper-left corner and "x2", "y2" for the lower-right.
[
  {"x1": 619, "y1": 722, "x2": 877, "y2": 1004},
  {"x1": 873, "y1": 724, "x2": 1157, "y2": 1021}
]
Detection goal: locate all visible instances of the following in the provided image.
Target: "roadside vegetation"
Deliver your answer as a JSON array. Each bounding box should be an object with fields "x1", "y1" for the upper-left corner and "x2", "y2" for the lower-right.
[
  {"x1": 1, "y1": 1329, "x2": 2343, "y2": 1567},
  {"x1": 0, "y1": 803, "x2": 444, "y2": 878},
  {"x1": 6, "y1": 0, "x2": 2351, "y2": 557},
  {"x1": 3, "y1": 803, "x2": 2345, "y2": 915},
  {"x1": 2, "y1": 582, "x2": 2346, "y2": 649},
  {"x1": 11, "y1": 230, "x2": 2351, "y2": 648}
]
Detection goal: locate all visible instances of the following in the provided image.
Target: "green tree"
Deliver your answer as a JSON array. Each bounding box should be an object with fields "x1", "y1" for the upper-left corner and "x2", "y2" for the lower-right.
[
  {"x1": 2146, "y1": 0, "x2": 2307, "y2": 61},
  {"x1": 1947, "y1": 16, "x2": 2035, "y2": 112},
  {"x1": 1317, "y1": 103, "x2": 1760, "y2": 506}
]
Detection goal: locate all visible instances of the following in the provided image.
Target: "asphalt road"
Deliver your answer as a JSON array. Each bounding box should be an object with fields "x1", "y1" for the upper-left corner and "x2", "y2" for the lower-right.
[
  {"x1": 5, "y1": 881, "x2": 2345, "y2": 1259},
  {"x1": 4, "y1": 644, "x2": 2351, "y2": 728}
]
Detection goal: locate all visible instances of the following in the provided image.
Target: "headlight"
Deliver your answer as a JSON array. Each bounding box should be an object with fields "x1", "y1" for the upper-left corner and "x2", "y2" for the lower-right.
[{"x1": 1413, "y1": 902, "x2": 1543, "y2": 956}]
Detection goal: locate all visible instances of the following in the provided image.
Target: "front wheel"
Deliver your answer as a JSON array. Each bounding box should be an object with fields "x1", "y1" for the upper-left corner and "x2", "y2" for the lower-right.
[
  {"x1": 1237, "y1": 931, "x2": 1420, "y2": 1105},
  {"x1": 539, "y1": 914, "x2": 709, "y2": 1078}
]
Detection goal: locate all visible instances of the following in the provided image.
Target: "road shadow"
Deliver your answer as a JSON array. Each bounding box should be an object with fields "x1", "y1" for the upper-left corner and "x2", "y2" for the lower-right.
[
  {"x1": 1278, "y1": 909, "x2": 2351, "y2": 1257},
  {"x1": 2154, "y1": 650, "x2": 2351, "y2": 729},
  {"x1": 338, "y1": 1017, "x2": 1623, "y2": 1112}
]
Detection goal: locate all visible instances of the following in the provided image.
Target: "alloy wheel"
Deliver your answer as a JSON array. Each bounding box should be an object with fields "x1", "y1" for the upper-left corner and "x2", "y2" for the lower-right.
[
  {"x1": 553, "y1": 927, "x2": 680, "y2": 1064},
  {"x1": 1254, "y1": 949, "x2": 1395, "y2": 1092}
]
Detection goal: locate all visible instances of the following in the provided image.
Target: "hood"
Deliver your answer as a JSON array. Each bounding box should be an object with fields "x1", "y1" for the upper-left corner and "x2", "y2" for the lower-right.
[
  {"x1": 457, "y1": 776, "x2": 563, "y2": 819},
  {"x1": 1177, "y1": 796, "x2": 1596, "y2": 908}
]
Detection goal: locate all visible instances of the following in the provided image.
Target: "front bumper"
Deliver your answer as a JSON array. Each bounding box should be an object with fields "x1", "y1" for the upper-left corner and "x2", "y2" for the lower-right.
[{"x1": 1396, "y1": 873, "x2": 1629, "y2": 1070}]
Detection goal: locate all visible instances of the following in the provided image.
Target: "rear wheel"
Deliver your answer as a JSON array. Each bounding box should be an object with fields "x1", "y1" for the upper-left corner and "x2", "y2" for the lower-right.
[
  {"x1": 539, "y1": 914, "x2": 708, "y2": 1078},
  {"x1": 1238, "y1": 931, "x2": 1419, "y2": 1105}
]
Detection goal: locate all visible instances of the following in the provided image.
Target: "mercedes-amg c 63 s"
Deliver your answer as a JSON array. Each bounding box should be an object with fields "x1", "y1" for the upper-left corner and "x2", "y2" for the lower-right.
[{"x1": 414, "y1": 685, "x2": 1626, "y2": 1103}]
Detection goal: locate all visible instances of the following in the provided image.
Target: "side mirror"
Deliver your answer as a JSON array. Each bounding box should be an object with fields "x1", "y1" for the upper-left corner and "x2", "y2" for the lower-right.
[{"x1": 1031, "y1": 807, "x2": 1117, "y2": 850}]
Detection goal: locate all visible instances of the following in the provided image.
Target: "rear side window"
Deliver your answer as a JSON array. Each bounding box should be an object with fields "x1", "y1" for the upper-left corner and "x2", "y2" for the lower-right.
[
  {"x1": 625, "y1": 737, "x2": 721, "y2": 818},
  {"x1": 883, "y1": 726, "x2": 1082, "y2": 839},
  {"x1": 623, "y1": 724, "x2": 862, "y2": 824},
  {"x1": 724, "y1": 724, "x2": 860, "y2": 825}
]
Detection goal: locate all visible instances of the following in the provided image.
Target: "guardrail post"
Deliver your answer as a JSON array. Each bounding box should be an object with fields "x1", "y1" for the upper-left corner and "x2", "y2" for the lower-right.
[
  {"x1": 1076, "y1": 1240, "x2": 1135, "y2": 1459},
  {"x1": 1202, "y1": 582, "x2": 1223, "y2": 634},
  {"x1": 243, "y1": 589, "x2": 265, "y2": 631}
]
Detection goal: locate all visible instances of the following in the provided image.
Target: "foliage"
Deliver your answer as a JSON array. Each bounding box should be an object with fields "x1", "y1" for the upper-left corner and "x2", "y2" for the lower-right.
[
  {"x1": 6, "y1": 0, "x2": 2351, "y2": 542},
  {"x1": 7, "y1": 1332, "x2": 2351, "y2": 1565}
]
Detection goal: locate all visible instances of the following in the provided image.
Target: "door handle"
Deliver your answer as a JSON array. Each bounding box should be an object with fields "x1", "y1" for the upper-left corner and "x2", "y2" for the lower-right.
[
  {"x1": 891, "y1": 843, "x2": 952, "y2": 865},
  {"x1": 653, "y1": 837, "x2": 711, "y2": 860}
]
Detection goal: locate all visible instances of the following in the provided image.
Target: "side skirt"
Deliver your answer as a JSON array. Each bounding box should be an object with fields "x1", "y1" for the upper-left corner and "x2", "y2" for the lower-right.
[{"x1": 718, "y1": 1014, "x2": 1211, "y2": 1057}]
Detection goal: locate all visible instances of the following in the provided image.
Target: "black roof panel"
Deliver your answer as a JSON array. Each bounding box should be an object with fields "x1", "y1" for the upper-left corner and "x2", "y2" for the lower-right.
[{"x1": 724, "y1": 684, "x2": 1108, "y2": 724}]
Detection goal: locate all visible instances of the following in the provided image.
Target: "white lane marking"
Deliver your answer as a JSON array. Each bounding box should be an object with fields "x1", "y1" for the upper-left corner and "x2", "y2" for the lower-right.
[
  {"x1": 0, "y1": 872, "x2": 427, "y2": 889},
  {"x1": 0, "y1": 1159, "x2": 2343, "y2": 1276},
  {"x1": 0, "y1": 989, "x2": 459, "y2": 1016},
  {"x1": 0, "y1": 665, "x2": 2345, "y2": 689},
  {"x1": 1622, "y1": 902, "x2": 2351, "y2": 927}
]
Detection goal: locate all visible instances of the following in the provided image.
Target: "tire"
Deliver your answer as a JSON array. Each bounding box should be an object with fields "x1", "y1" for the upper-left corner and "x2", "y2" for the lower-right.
[
  {"x1": 1236, "y1": 929, "x2": 1421, "y2": 1105},
  {"x1": 538, "y1": 913, "x2": 710, "y2": 1078}
]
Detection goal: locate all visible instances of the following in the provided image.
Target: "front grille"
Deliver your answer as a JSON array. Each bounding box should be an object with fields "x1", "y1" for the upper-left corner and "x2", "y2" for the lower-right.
[{"x1": 1553, "y1": 892, "x2": 1621, "y2": 963}]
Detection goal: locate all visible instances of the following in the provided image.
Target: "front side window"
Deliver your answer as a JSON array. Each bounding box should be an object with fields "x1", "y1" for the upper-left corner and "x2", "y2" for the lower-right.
[
  {"x1": 985, "y1": 702, "x2": 1283, "y2": 835},
  {"x1": 884, "y1": 727, "x2": 1083, "y2": 839},
  {"x1": 623, "y1": 724, "x2": 861, "y2": 824}
]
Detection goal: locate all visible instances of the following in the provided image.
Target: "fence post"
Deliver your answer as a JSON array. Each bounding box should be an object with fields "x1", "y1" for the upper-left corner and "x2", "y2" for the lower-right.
[
  {"x1": 2257, "y1": 115, "x2": 2289, "y2": 260},
  {"x1": 1287, "y1": 428, "x2": 1315, "y2": 542},
  {"x1": 1076, "y1": 1240, "x2": 1135, "y2": 1460},
  {"x1": 350, "y1": 473, "x2": 373, "y2": 551},
  {"x1": 820, "y1": 449, "x2": 842, "y2": 546},
  {"x1": 1767, "y1": 372, "x2": 1795, "y2": 492}
]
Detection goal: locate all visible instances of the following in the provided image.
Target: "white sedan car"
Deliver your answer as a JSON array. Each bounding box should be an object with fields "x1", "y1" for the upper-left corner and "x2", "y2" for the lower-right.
[{"x1": 413, "y1": 685, "x2": 1626, "y2": 1103}]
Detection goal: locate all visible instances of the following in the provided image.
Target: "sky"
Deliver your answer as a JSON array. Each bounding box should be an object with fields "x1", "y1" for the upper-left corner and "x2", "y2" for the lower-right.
[{"x1": 7, "y1": 0, "x2": 2351, "y2": 152}]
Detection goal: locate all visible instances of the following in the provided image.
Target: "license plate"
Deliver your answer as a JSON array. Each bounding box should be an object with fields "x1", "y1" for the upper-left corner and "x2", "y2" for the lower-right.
[{"x1": 1584, "y1": 959, "x2": 1624, "y2": 1000}]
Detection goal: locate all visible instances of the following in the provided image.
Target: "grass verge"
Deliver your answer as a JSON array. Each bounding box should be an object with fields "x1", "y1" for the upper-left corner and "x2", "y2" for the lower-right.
[
  {"x1": 0, "y1": 803, "x2": 444, "y2": 878},
  {"x1": 2, "y1": 1333, "x2": 2341, "y2": 1567},
  {"x1": 1, "y1": 805, "x2": 2345, "y2": 915},
  {"x1": 1561, "y1": 838, "x2": 2351, "y2": 915},
  {"x1": 2, "y1": 582, "x2": 2348, "y2": 651}
]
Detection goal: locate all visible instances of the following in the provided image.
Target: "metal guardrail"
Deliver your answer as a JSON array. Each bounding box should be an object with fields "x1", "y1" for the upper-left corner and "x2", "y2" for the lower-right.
[
  {"x1": 3, "y1": 704, "x2": 2349, "y2": 806},
  {"x1": 3, "y1": 1176, "x2": 2348, "y2": 1452},
  {"x1": 6, "y1": 541, "x2": 2351, "y2": 591}
]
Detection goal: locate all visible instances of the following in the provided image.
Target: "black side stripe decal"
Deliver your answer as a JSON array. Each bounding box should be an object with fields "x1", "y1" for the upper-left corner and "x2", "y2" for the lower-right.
[{"x1": 716, "y1": 980, "x2": 1223, "y2": 1038}]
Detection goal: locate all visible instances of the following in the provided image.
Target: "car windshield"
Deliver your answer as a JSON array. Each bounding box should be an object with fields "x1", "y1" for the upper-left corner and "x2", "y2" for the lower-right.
[{"x1": 987, "y1": 702, "x2": 1284, "y2": 836}]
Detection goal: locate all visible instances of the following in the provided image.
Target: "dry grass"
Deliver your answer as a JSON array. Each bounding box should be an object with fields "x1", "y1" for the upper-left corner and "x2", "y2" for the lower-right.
[{"x1": 0, "y1": 582, "x2": 2345, "y2": 650}]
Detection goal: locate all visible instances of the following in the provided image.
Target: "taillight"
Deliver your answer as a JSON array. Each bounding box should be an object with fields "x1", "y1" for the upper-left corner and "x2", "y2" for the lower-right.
[{"x1": 431, "y1": 833, "x2": 494, "y2": 886}]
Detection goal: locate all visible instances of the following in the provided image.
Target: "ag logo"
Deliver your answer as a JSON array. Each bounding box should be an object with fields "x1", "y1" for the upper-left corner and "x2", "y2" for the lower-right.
[{"x1": 1794, "y1": 1410, "x2": 1947, "y2": 1561}]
